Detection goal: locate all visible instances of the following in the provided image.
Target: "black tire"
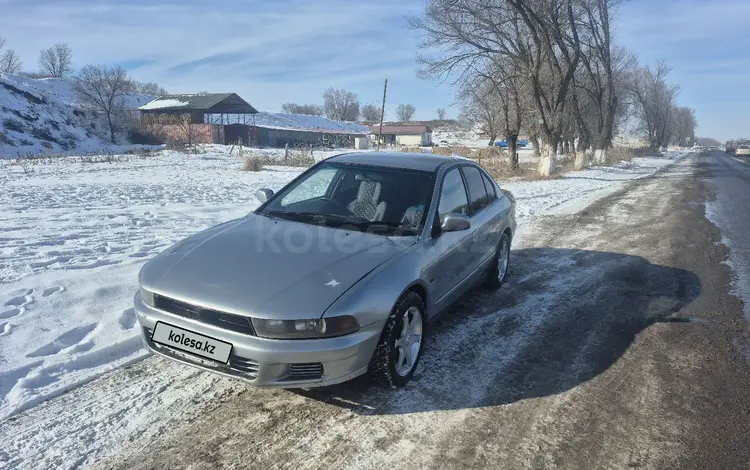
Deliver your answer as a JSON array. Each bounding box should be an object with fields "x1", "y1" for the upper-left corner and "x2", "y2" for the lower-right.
[
  {"x1": 368, "y1": 290, "x2": 426, "y2": 387},
  {"x1": 485, "y1": 232, "x2": 511, "y2": 289}
]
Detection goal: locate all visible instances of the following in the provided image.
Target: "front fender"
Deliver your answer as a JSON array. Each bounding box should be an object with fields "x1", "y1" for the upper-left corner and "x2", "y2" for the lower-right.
[{"x1": 323, "y1": 243, "x2": 425, "y2": 329}]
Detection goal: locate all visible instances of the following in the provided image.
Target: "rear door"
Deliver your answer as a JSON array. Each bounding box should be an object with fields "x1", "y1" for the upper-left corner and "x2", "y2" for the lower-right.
[{"x1": 460, "y1": 165, "x2": 496, "y2": 270}]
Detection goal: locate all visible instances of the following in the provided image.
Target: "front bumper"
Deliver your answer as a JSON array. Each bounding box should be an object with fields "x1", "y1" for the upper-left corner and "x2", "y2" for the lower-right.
[{"x1": 134, "y1": 292, "x2": 383, "y2": 388}]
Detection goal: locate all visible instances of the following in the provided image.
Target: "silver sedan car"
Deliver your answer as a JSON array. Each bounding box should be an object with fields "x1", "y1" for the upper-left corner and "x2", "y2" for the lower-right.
[{"x1": 135, "y1": 152, "x2": 516, "y2": 388}]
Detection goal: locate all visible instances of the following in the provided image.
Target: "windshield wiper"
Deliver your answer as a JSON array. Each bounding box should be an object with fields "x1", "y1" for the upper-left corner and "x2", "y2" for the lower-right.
[
  {"x1": 348, "y1": 221, "x2": 419, "y2": 235},
  {"x1": 264, "y1": 210, "x2": 359, "y2": 224}
]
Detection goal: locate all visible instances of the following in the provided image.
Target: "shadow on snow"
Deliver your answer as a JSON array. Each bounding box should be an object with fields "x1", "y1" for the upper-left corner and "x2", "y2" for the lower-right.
[{"x1": 292, "y1": 247, "x2": 701, "y2": 415}]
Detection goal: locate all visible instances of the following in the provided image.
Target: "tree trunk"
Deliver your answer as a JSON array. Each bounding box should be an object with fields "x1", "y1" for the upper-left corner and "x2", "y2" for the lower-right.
[
  {"x1": 107, "y1": 114, "x2": 116, "y2": 144},
  {"x1": 538, "y1": 137, "x2": 557, "y2": 177},
  {"x1": 531, "y1": 135, "x2": 541, "y2": 159},
  {"x1": 574, "y1": 151, "x2": 586, "y2": 170},
  {"x1": 594, "y1": 148, "x2": 607, "y2": 164},
  {"x1": 508, "y1": 133, "x2": 519, "y2": 171}
]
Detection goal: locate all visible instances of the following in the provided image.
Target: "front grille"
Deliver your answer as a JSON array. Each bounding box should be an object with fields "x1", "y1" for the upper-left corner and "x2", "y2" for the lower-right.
[
  {"x1": 154, "y1": 294, "x2": 255, "y2": 336},
  {"x1": 287, "y1": 362, "x2": 324, "y2": 380},
  {"x1": 144, "y1": 326, "x2": 260, "y2": 379}
]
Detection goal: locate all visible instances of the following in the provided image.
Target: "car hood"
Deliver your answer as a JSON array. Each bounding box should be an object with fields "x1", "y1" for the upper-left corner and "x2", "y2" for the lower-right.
[{"x1": 139, "y1": 214, "x2": 416, "y2": 320}]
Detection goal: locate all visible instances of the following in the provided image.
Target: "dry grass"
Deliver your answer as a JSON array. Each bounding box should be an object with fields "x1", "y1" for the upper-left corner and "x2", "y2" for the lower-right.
[
  {"x1": 432, "y1": 146, "x2": 453, "y2": 156},
  {"x1": 282, "y1": 149, "x2": 316, "y2": 168},
  {"x1": 400, "y1": 146, "x2": 423, "y2": 153},
  {"x1": 451, "y1": 146, "x2": 473, "y2": 157},
  {"x1": 603, "y1": 146, "x2": 654, "y2": 165},
  {"x1": 242, "y1": 154, "x2": 266, "y2": 172}
]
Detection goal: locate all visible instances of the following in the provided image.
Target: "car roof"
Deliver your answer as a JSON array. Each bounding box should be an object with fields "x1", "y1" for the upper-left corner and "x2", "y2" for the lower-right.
[{"x1": 327, "y1": 151, "x2": 463, "y2": 172}]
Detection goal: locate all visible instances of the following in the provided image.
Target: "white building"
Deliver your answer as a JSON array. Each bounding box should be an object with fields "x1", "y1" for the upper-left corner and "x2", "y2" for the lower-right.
[{"x1": 370, "y1": 125, "x2": 432, "y2": 147}]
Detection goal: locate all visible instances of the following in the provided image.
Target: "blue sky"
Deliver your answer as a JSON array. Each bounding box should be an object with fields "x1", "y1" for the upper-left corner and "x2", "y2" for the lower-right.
[{"x1": 1, "y1": 0, "x2": 748, "y2": 141}]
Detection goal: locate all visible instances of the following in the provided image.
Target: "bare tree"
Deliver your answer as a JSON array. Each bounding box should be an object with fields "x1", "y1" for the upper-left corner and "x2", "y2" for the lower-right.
[
  {"x1": 436, "y1": 108, "x2": 447, "y2": 120},
  {"x1": 322, "y1": 88, "x2": 360, "y2": 121},
  {"x1": 38, "y1": 43, "x2": 73, "y2": 77},
  {"x1": 136, "y1": 81, "x2": 168, "y2": 96},
  {"x1": 396, "y1": 104, "x2": 416, "y2": 121},
  {"x1": 75, "y1": 65, "x2": 135, "y2": 144},
  {"x1": 627, "y1": 61, "x2": 680, "y2": 150},
  {"x1": 671, "y1": 106, "x2": 697, "y2": 147},
  {"x1": 0, "y1": 37, "x2": 22, "y2": 74},
  {"x1": 360, "y1": 104, "x2": 381, "y2": 122},
  {"x1": 411, "y1": 0, "x2": 583, "y2": 176},
  {"x1": 170, "y1": 113, "x2": 198, "y2": 147},
  {"x1": 459, "y1": 80, "x2": 503, "y2": 147},
  {"x1": 281, "y1": 103, "x2": 324, "y2": 115}
]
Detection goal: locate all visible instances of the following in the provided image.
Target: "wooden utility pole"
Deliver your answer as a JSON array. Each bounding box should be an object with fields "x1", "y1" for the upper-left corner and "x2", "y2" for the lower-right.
[{"x1": 377, "y1": 79, "x2": 388, "y2": 151}]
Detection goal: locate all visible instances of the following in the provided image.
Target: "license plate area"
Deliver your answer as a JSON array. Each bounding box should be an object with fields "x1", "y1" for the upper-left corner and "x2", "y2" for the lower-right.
[{"x1": 151, "y1": 321, "x2": 232, "y2": 364}]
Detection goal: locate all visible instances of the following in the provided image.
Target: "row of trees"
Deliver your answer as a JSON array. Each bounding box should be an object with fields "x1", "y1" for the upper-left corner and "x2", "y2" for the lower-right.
[
  {"x1": 0, "y1": 37, "x2": 72, "y2": 77},
  {"x1": 411, "y1": 0, "x2": 698, "y2": 175},
  {"x1": 281, "y1": 88, "x2": 428, "y2": 123}
]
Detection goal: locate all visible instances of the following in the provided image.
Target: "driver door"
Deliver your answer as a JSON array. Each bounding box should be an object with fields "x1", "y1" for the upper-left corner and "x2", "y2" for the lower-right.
[{"x1": 424, "y1": 167, "x2": 479, "y2": 315}]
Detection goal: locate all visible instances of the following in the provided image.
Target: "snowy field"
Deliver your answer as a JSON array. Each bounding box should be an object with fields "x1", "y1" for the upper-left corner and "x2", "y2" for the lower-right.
[{"x1": 0, "y1": 147, "x2": 687, "y2": 422}]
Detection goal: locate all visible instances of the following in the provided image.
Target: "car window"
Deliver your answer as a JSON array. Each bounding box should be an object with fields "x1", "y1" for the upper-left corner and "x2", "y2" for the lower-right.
[
  {"x1": 482, "y1": 171, "x2": 497, "y2": 202},
  {"x1": 438, "y1": 168, "x2": 469, "y2": 218},
  {"x1": 462, "y1": 166, "x2": 489, "y2": 214},
  {"x1": 280, "y1": 167, "x2": 338, "y2": 206}
]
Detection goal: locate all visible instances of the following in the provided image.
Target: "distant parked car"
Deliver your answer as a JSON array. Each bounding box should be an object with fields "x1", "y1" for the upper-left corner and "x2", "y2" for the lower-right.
[
  {"x1": 494, "y1": 139, "x2": 528, "y2": 148},
  {"x1": 135, "y1": 152, "x2": 517, "y2": 388}
]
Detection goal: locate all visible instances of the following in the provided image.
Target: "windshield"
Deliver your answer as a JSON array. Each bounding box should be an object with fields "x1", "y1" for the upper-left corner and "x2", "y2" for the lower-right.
[{"x1": 259, "y1": 162, "x2": 434, "y2": 235}]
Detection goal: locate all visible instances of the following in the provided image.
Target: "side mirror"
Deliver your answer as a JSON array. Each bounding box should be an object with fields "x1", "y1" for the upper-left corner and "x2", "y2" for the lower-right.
[
  {"x1": 440, "y1": 213, "x2": 471, "y2": 232},
  {"x1": 256, "y1": 188, "x2": 274, "y2": 203}
]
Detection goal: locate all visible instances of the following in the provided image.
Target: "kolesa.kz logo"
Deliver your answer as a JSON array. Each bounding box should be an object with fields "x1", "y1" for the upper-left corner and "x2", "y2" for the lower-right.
[{"x1": 168, "y1": 330, "x2": 215, "y2": 354}]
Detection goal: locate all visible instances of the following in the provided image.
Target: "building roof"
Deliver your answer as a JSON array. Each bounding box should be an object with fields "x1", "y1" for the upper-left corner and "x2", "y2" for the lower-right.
[
  {"x1": 254, "y1": 112, "x2": 368, "y2": 135},
  {"x1": 138, "y1": 93, "x2": 258, "y2": 114},
  {"x1": 370, "y1": 125, "x2": 432, "y2": 135},
  {"x1": 328, "y1": 152, "x2": 459, "y2": 172}
]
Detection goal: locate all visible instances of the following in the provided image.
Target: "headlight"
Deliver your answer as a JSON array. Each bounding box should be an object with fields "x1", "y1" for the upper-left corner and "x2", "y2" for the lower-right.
[
  {"x1": 140, "y1": 288, "x2": 155, "y2": 307},
  {"x1": 251, "y1": 316, "x2": 359, "y2": 339}
]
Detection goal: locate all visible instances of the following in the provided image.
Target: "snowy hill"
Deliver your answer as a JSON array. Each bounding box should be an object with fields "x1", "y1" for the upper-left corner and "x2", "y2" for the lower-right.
[{"x1": 0, "y1": 73, "x2": 153, "y2": 158}]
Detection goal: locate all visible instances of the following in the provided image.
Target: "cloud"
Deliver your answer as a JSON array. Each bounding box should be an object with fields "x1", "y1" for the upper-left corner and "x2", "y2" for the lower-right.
[{"x1": 0, "y1": 0, "x2": 454, "y2": 118}]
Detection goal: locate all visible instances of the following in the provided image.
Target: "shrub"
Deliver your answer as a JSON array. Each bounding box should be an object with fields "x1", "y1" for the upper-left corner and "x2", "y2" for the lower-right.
[
  {"x1": 31, "y1": 127, "x2": 57, "y2": 142},
  {"x1": 59, "y1": 131, "x2": 78, "y2": 151},
  {"x1": 3, "y1": 118, "x2": 24, "y2": 133},
  {"x1": 400, "y1": 146, "x2": 423, "y2": 153},
  {"x1": 432, "y1": 146, "x2": 453, "y2": 156},
  {"x1": 128, "y1": 128, "x2": 165, "y2": 145},
  {"x1": 242, "y1": 154, "x2": 265, "y2": 172}
]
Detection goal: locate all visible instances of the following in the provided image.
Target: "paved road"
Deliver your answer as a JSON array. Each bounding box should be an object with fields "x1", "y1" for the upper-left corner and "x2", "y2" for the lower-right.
[{"x1": 703, "y1": 151, "x2": 750, "y2": 319}]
